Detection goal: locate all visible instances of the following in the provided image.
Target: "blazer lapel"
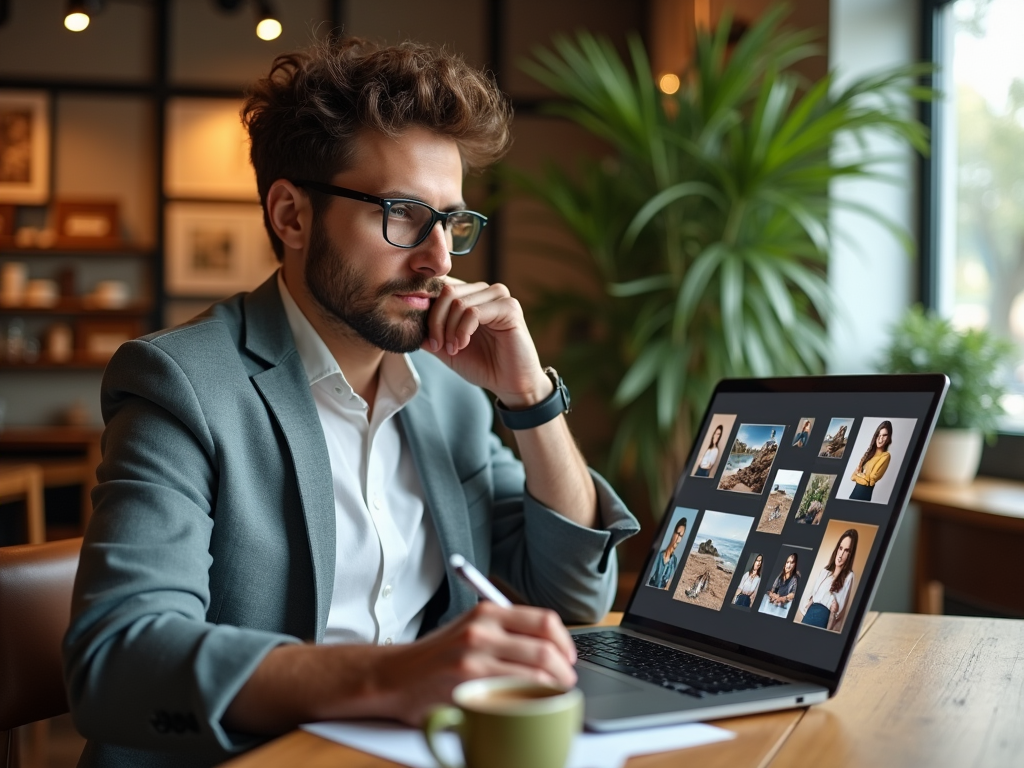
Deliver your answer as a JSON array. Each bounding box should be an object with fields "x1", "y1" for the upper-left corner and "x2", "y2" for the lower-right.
[
  {"x1": 400, "y1": 393, "x2": 477, "y2": 622},
  {"x1": 245, "y1": 276, "x2": 336, "y2": 642}
]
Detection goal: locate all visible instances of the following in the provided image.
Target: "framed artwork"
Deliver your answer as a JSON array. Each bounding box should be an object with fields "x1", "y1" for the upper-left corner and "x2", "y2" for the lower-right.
[
  {"x1": 165, "y1": 202, "x2": 277, "y2": 297},
  {"x1": 75, "y1": 318, "x2": 143, "y2": 361},
  {"x1": 54, "y1": 200, "x2": 121, "y2": 248},
  {"x1": 0, "y1": 91, "x2": 50, "y2": 204},
  {"x1": 164, "y1": 98, "x2": 257, "y2": 200}
]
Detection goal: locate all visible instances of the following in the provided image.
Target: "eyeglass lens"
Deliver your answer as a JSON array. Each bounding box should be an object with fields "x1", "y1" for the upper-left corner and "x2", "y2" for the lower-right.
[{"x1": 385, "y1": 202, "x2": 482, "y2": 254}]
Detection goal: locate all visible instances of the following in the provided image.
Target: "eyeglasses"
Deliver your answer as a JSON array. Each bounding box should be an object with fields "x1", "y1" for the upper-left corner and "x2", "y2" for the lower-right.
[{"x1": 292, "y1": 179, "x2": 487, "y2": 256}]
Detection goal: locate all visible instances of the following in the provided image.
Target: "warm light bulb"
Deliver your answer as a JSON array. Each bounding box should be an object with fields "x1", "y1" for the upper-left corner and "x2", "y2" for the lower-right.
[
  {"x1": 256, "y1": 17, "x2": 281, "y2": 41},
  {"x1": 659, "y1": 73, "x2": 680, "y2": 95},
  {"x1": 64, "y1": 11, "x2": 90, "y2": 31}
]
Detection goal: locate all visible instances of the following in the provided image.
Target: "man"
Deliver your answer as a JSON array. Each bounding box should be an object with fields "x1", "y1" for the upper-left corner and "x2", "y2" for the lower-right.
[
  {"x1": 63, "y1": 38, "x2": 638, "y2": 767},
  {"x1": 647, "y1": 519, "x2": 687, "y2": 589}
]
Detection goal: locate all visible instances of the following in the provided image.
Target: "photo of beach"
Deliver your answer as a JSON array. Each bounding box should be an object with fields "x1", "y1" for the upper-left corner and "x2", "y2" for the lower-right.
[
  {"x1": 794, "y1": 473, "x2": 837, "y2": 525},
  {"x1": 818, "y1": 417, "x2": 856, "y2": 459},
  {"x1": 717, "y1": 423, "x2": 785, "y2": 495},
  {"x1": 756, "y1": 470, "x2": 804, "y2": 534},
  {"x1": 672, "y1": 510, "x2": 754, "y2": 611}
]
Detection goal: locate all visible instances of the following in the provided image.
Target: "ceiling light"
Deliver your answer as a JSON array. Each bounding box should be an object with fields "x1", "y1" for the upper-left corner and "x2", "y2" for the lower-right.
[
  {"x1": 64, "y1": 0, "x2": 101, "y2": 32},
  {"x1": 256, "y1": 1, "x2": 281, "y2": 41}
]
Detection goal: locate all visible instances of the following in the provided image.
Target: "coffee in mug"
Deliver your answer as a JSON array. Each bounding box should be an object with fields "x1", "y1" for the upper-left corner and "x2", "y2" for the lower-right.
[{"x1": 423, "y1": 676, "x2": 583, "y2": 768}]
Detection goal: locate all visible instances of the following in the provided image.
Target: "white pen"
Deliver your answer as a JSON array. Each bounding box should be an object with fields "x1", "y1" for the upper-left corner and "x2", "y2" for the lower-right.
[{"x1": 449, "y1": 553, "x2": 513, "y2": 608}]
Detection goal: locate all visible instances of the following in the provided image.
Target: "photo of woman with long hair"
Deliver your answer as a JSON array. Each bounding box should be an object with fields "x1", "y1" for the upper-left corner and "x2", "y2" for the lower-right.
[
  {"x1": 849, "y1": 421, "x2": 892, "y2": 501},
  {"x1": 799, "y1": 530, "x2": 858, "y2": 632},
  {"x1": 732, "y1": 553, "x2": 762, "y2": 608},
  {"x1": 694, "y1": 424, "x2": 723, "y2": 478},
  {"x1": 758, "y1": 551, "x2": 800, "y2": 618}
]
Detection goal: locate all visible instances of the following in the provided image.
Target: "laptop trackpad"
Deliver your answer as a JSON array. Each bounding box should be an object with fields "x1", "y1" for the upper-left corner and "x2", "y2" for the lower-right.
[{"x1": 577, "y1": 666, "x2": 648, "y2": 695}]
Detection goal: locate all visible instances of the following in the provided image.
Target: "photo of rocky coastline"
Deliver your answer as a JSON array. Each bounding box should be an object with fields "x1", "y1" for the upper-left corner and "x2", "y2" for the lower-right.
[
  {"x1": 717, "y1": 423, "x2": 785, "y2": 495},
  {"x1": 756, "y1": 469, "x2": 804, "y2": 534}
]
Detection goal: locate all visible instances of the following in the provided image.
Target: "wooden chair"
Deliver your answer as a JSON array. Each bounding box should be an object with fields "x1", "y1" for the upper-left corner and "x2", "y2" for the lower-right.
[
  {"x1": 0, "y1": 465, "x2": 45, "y2": 544},
  {"x1": 0, "y1": 537, "x2": 82, "y2": 768}
]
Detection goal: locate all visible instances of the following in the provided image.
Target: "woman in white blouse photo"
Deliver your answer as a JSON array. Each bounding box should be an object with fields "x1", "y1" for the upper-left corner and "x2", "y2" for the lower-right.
[
  {"x1": 694, "y1": 423, "x2": 724, "y2": 477},
  {"x1": 799, "y1": 529, "x2": 859, "y2": 632},
  {"x1": 732, "y1": 553, "x2": 762, "y2": 608}
]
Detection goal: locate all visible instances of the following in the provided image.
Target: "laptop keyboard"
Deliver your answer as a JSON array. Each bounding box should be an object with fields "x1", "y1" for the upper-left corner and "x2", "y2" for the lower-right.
[{"x1": 574, "y1": 631, "x2": 785, "y2": 698}]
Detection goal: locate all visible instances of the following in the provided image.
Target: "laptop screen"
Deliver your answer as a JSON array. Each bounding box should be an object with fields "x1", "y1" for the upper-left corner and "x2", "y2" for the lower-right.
[{"x1": 624, "y1": 375, "x2": 946, "y2": 677}]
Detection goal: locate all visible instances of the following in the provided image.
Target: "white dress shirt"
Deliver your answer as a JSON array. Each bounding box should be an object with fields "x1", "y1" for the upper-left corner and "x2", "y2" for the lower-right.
[{"x1": 278, "y1": 272, "x2": 445, "y2": 646}]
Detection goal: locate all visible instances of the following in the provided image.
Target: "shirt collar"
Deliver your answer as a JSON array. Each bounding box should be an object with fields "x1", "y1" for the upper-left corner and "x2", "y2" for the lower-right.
[{"x1": 276, "y1": 270, "x2": 421, "y2": 400}]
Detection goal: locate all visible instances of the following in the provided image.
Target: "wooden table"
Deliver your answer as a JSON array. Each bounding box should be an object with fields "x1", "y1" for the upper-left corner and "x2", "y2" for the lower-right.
[
  {"x1": 912, "y1": 477, "x2": 1024, "y2": 615},
  {"x1": 227, "y1": 611, "x2": 1024, "y2": 768}
]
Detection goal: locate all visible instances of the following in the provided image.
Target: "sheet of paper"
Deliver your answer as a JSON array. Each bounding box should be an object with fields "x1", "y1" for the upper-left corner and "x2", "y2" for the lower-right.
[{"x1": 302, "y1": 719, "x2": 734, "y2": 768}]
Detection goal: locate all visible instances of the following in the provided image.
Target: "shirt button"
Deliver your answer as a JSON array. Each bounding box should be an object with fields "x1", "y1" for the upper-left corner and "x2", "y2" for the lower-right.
[
  {"x1": 334, "y1": 386, "x2": 343, "y2": 395},
  {"x1": 382, "y1": 585, "x2": 392, "y2": 599},
  {"x1": 383, "y1": 637, "x2": 393, "y2": 646},
  {"x1": 373, "y1": 496, "x2": 382, "y2": 510}
]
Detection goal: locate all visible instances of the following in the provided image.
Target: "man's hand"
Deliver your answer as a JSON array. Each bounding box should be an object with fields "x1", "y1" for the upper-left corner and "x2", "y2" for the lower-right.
[
  {"x1": 223, "y1": 602, "x2": 577, "y2": 733},
  {"x1": 370, "y1": 601, "x2": 578, "y2": 725},
  {"x1": 423, "y1": 279, "x2": 552, "y2": 407}
]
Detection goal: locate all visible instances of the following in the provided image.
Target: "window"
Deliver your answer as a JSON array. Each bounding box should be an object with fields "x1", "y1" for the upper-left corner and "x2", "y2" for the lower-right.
[{"x1": 922, "y1": 0, "x2": 1024, "y2": 434}]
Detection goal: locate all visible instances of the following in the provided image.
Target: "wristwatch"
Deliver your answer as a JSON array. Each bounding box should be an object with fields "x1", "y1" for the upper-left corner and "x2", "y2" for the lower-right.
[{"x1": 494, "y1": 367, "x2": 571, "y2": 430}]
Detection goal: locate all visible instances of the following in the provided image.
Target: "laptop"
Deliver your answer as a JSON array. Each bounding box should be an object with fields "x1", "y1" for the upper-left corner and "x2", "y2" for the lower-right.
[{"x1": 573, "y1": 373, "x2": 948, "y2": 730}]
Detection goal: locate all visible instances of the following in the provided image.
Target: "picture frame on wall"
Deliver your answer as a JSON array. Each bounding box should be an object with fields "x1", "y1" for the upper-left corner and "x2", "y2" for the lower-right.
[
  {"x1": 164, "y1": 98, "x2": 258, "y2": 200},
  {"x1": 0, "y1": 90, "x2": 51, "y2": 204},
  {"x1": 165, "y1": 202, "x2": 277, "y2": 297}
]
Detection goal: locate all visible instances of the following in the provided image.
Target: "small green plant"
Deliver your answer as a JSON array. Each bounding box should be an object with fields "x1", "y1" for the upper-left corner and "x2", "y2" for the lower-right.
[{"x1": 881, "y1": 306, "x2": 1015, "y2": 436}]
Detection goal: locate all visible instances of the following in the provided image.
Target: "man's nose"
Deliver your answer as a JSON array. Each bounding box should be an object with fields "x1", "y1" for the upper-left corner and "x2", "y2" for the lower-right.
[{"x1": 411, "y1": 221, "x2": 452, "y2": 276}]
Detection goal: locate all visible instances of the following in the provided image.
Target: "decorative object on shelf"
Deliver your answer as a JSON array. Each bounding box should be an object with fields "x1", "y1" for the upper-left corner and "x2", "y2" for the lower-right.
[
  {"x1": 0, "y1": 203, "x2": 15, "y2": 242},
  {"x1": 0, "y1": 90, "x2": 50, "y2": 204},
  {"x1": 515, "y1": 8, "x2": 933, "y2": 509},
  {"x1": 0, "y1": 261, "x2": 26, "y2": 306},
  {"x1": 881, "y1": 306, "x2": 1016, "y2": 484},
  {"x1": 165, "y1": 98, "x2": 258, "y2": 201},
  {"x1": 45, "y1": 322, "x2": 73, "y2": 363},
  {"x1": 54, "y1": 199, "x2": 121, "y2": 248},
  {"x1": 165, "y1": 202, "x2": 277, "y2": 297},
  {"x1": 23, "y1": 278, "x2": 58, "y2": 308},
  {"x1": 75, "y1": 317, "x2": 142, "y2": 361},
  {"x1": 83, "y1": 279, "x2": 129, "y2": 309}
]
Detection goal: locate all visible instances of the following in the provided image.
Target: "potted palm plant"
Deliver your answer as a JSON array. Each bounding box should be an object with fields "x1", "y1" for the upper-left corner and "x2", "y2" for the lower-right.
[
  {"x1": 881, "y1": 306, "x2": 1014, "y2": 483},
  {"x1": 514, "y1": 6, "x2": 932, "y2": 511}
]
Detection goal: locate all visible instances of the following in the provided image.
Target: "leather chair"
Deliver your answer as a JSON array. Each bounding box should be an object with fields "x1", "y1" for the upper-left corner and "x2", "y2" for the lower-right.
[{"x1": 0, "y1": 538, "x2": 82, "y2": 768}]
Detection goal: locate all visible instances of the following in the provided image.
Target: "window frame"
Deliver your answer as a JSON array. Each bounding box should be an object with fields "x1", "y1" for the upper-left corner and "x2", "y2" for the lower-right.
[{"x1": 918, "y1": 0, "x2": 1024, "y2": 479}]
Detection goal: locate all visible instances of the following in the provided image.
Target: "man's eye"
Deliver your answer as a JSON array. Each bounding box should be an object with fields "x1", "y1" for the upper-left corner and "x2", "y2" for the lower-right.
[{"x1": 388, "y1": 205, "x2": 411, "y2": 219}]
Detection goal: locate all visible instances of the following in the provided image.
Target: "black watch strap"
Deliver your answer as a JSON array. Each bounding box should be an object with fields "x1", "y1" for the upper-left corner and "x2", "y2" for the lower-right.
[{"x1": 494, "y1": 367, "x2": 571, "y2": 430}]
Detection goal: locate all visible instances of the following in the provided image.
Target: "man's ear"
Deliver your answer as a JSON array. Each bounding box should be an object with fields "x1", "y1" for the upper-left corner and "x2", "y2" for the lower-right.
[{"x1": 266, "y1": 179, "x2": 310, "y2": 252}]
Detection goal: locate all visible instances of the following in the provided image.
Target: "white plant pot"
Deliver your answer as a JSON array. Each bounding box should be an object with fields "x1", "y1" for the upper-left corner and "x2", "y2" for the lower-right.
[{"x1": 919, "y1": 428, "x2": 984, "y2": 485}]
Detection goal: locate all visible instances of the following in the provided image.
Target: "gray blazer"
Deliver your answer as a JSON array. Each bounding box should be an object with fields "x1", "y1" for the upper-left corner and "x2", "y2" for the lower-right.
[{"x1": 63, "y1": 276, "x2": 638, "y2": 767}]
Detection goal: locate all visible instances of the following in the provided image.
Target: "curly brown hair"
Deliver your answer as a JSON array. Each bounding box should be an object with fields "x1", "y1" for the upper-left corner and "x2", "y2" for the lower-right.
[{"x1": 242, "y1": 36, "x2": 513, "y2": 258}]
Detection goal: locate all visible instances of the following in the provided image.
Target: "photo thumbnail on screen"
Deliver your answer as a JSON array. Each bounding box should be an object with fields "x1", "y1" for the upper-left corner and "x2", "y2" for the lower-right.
[
  {"x1": 792, "y1": 418, "x2": 815, "y2": 448},
  {"x1": 672, "y1": 510, "x2": 754, "y2": 611},
  {"x1": 731, "y1": 552, "x2": 763, "y2": 610},
  {"x1": 756, "y1": 469, "x2": 804, "y2": 534},
  {"x1": 794, "y1": 473, "x2": 836, "y2": 526},
  {"x1": 718, "y1": 423, "x2": 785, "y2": 495},
  {"x1": 646, "y1": 506, "x2": 697, "y2": 590},
  {"x1": 691, "y1": 414, "x2": 737, "y2": 479},
  {"x1": 794, "y1": 520, "x2": 879, "y2": 633},
  {"x1": 835, "y1": 417, "x2": 919, "y2": 505},
  {"x1": 818, "y1": 417, "x2": 856, "y2": 459},
  {"x1": 758, "y1": 548, "x2": 804, "y2": 619}
]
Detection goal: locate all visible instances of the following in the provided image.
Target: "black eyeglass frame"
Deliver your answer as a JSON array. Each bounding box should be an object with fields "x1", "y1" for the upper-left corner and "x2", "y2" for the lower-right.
[{"x1": 292, "y1": 179, "x2": 488, "y2": 256}]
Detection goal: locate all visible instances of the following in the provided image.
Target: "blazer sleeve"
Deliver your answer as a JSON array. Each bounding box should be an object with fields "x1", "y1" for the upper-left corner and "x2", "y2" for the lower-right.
[
  {"x1": 484, "y1": 409, "x2": 639, "y2": 624},
  {"x1": 62, "y1": 339, "x2": 300, "y2": 756}
]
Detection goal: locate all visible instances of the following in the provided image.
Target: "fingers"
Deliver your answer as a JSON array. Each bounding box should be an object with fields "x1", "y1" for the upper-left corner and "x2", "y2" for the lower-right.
[
  {"x1": 451, "y1": 602, "x2": 578, "y2": 687},
  {"x1": 426, "y1": 282, "x2": 517, "y2": 356}
]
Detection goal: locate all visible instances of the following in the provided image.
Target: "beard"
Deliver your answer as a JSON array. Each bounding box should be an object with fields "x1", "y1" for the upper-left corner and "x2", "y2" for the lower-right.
[{"x1": 304, "y1": 218, "x2": 444, "y2": 354}]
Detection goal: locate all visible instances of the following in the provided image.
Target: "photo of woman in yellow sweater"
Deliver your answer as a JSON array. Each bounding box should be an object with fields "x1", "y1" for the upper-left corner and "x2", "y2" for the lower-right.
[{"x1": 849, "y1": 420, "x2": 892, "y2": 501}]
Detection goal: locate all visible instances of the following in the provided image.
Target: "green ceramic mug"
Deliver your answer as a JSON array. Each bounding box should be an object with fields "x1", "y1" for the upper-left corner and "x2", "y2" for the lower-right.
[{"x1": 423, "y1": 676, "x2": 584, "y2": 768}]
